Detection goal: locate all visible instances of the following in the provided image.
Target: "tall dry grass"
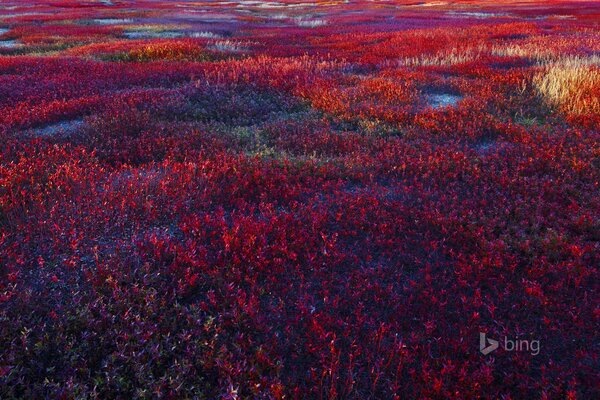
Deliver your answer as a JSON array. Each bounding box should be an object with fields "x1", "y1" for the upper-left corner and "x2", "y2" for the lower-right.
[
  {"x1": 491, "y1": 44, "x2": 557, "y2": 63},
  {"x1": 398, "y1": 46, "x2": 486, "y2": 66},
  {"x1": 534, "y1": 57, "x2": 600, "y2": 115}
]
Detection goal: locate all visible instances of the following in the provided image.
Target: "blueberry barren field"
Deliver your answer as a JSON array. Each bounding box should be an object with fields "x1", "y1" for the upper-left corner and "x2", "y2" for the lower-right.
[{"x1": 0, "y1": 0, "x2": 599, "y2": 398}]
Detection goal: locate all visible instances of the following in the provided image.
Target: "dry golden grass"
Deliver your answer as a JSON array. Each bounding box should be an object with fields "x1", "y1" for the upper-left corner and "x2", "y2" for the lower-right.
[
  {"x1": 399, "y1": 46, "x2": 485, "y2": 66},
  {"x1": 534, "y1": 57, "x2": 600, "y2": 115},
  {"x1": 491, "y1": 44, "x2": 556, "y2": 63}
]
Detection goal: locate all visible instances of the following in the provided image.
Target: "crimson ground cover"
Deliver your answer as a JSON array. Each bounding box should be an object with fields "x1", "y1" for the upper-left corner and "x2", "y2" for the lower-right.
[{"x1": 0, "y1": 0, "x2": 598, "y2": 398}]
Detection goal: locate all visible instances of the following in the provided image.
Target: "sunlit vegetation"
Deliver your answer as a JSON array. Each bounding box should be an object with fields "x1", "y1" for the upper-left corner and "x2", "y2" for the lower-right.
[
  {"x1": 534, "y1": 57, "x2": 600, "y2": 116},
  {"x1": 0, "y1": 0, "x2": 598, "y2": 399}
]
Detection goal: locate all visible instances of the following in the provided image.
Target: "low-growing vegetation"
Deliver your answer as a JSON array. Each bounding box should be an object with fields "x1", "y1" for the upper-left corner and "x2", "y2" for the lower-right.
[{"x1": 0, "y1": 0, "x2": 598, "y2": 399}]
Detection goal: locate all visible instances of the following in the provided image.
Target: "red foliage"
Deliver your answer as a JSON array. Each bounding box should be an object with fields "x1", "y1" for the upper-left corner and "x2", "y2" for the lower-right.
[{"x1": 0, "y1": 0, "x2": 598, "y2": 399}]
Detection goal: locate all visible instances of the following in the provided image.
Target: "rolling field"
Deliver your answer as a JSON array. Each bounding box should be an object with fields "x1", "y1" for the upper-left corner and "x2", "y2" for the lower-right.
[{"x1": 0, "y1": 0, "x2": 599, "y2": 398}]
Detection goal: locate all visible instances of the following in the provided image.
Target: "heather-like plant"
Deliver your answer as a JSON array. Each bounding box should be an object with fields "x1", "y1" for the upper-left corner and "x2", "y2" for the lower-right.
[{"x1": 0, "y1": 1, "x2": 598, "y2": 399}]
